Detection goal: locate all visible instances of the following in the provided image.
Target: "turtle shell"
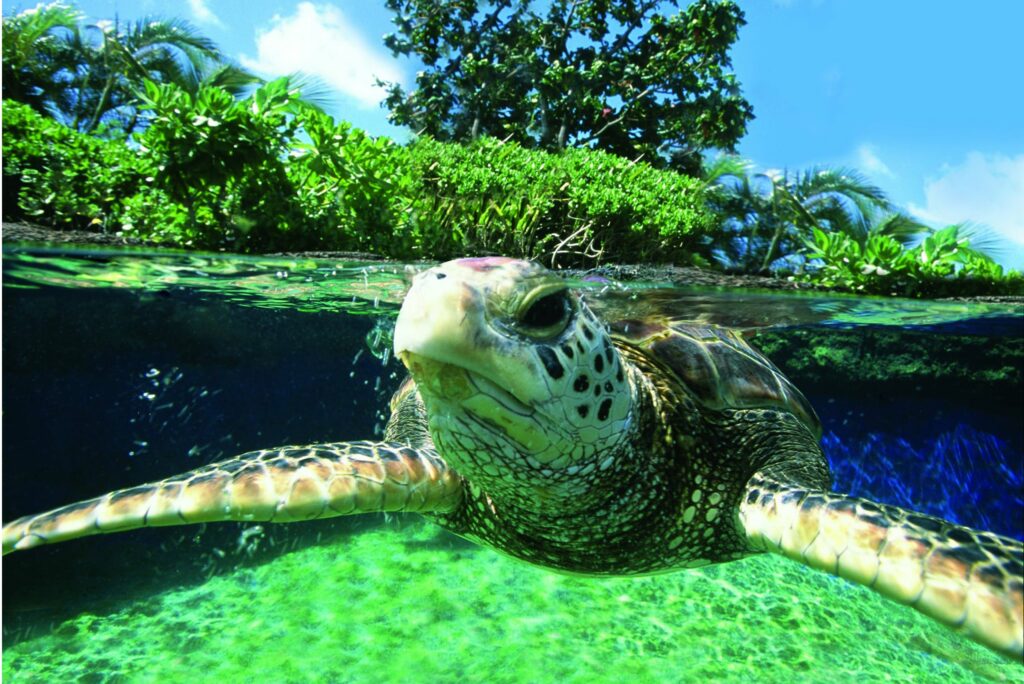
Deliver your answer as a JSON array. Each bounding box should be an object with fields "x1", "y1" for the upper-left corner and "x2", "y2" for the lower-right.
[{"x1": 610, "y1": 319, "x2": 821, "y2": 439}]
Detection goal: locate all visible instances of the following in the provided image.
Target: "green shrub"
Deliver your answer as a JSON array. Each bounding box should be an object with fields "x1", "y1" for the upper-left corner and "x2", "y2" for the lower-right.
[
  {"x1": 800, "y1": 225, "x2": 1024, "y2": 296},
  {"x1": 402, "y1": 137, "x2": 715, "y2": 265},
  {"x1": 3, "y1": 86, "x2": 714, "y2": 264},
  {"x1": 291, "y1": 109, "x2": 414, "y2": 254},
  {"x1": 129, "y1": 78, "x2": 310, "y2": 250},
  {"x1": 1, "y1": 100, "x2": 150, "y2": 230}
]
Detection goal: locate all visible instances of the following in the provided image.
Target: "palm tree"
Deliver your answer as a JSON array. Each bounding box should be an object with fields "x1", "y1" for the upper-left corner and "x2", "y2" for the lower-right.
[
  {"x1": 75, "y1": 16, "x2": 229, "y2": 134},
  {"x1": 762, "y1": 167, "x2": 897, "y2": 270},
  {"x1": 702, "y1": 159, "x2": 782, "y2": 271},
  {"x1": 705, "y1": 158, "x2": 928, "y2": 272},
  {"x1": 2, "y1": 3, "x2": 82, "y2": 115},
  {"x1": 3, "y1": 5, "x2": 238, "y2": 134}
]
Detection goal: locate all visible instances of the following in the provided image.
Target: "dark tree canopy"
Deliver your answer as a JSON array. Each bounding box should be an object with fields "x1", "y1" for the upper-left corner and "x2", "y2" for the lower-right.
[{"x1": 380, "y1": 0, "x2": 754, "y2": 174}]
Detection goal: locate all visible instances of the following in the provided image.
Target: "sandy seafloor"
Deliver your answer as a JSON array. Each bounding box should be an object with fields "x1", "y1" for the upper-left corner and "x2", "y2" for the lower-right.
[{"x1": 2, "y1": 519, "x2": 1020, "y2": 684}]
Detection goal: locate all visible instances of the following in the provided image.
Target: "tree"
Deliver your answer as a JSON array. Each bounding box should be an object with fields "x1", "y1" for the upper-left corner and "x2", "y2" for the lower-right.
[
  {"x1": 70, "y1": 15, "x2": 231, "y2": 134},
  {"x1": 705, "y1": 160, "x2": 921, "y2": 272},
  {"x1": 2, "y1": 2, "x2": 82, "y2": 115},
  {"x1": 380, "y1": 0, "x2": 753, "y2": 175},
  {"x1": 2, "y1": 3, "x2": 237, "y2": 135}
]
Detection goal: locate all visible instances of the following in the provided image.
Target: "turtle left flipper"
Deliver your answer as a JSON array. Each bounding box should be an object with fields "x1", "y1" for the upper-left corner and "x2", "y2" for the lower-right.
[
  {"x1": 740, "y1": 472, "x2": 1024, "y2": 660},
  {"x1": 2, "y1": 441, "x2": 463, "y2": 554}
]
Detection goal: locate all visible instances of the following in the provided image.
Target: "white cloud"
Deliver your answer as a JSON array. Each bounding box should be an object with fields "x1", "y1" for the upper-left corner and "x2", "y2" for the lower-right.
[
  {"x1": 187, "y1": 0, "x2": 222, "y2": 27},
  {"x1": 240, "y1": 2, "x2": 403, "y2": 109},
  {"x1": 855, "y1": 143, "x2": 894, "y2": 179},
  {"x1": 908, "y1": 153, "x2": 1024, "y2": 257}
]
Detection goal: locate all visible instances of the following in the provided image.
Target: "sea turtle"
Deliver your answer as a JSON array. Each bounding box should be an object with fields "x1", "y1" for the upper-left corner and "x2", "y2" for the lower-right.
[{"x1": 3, "y1": 257, "x2": 1022, "y2": 660}]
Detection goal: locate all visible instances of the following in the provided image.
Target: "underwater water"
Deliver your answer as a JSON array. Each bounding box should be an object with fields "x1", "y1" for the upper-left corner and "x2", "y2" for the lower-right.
[{"x1": 2, "y1": 246, "x2": 1022, "y2": 683}]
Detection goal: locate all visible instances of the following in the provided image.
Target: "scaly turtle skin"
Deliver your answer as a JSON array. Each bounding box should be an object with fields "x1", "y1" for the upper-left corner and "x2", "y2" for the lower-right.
[{"x1": 3, "y1": 257, "x2": 1022, "y2": 660}]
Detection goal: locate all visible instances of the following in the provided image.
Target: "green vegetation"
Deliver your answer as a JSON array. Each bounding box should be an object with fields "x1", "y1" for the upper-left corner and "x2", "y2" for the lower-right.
[
  {"x1": 2, "y1": 93, "x2": 713, "y2": 262},
  {"x1": 1, "y1": 97, "x2": 152, "y2": 230},
  {"x1": 380, "y1": 0, "x2": 752, "y2": 175},
  {"x1": 705, "y1": 158, "x2": 1023, "y2": 296},
  {"x1": 2, "y1": 2, "x2": 1021, "y2": 295},
  {"x1": 405, "y1": 137, "x2": 716, "y2": 264},
  {"x1": 2, "y1": 1, "x2": 253, "y2": 135},
  {"x1": 799, "y1": 224, "x2": 1022, "y2": 296},
  {"x1": 3, "y1": 521, "x2": 1015, "y2": 683},
  {"x1": 127, "y1": 78, "x2": 312, "y2": 250},
  {"x1": 704, "y1": 160, "x2": 903, "y2": 272}
]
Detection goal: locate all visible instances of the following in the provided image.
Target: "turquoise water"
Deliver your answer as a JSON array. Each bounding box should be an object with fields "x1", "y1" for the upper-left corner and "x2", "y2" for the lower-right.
[{"x1": 2, "y1": 247, "x2": 1022, "y2": 682}]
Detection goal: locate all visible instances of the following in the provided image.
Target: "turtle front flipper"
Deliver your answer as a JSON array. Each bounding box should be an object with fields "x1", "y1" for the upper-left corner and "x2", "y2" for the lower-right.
[
  {"x1": 739, "y1": 472, "x2": 1023, "y2": 661},
  {"x1": 3, "y1": 441, "x2": 462, "y2": 554}
]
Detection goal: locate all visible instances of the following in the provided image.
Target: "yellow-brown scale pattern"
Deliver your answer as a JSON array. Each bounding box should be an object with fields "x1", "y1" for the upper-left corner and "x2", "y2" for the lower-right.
[{"x1": 2, "y1": 442, "x2": 462, "y2": 553}]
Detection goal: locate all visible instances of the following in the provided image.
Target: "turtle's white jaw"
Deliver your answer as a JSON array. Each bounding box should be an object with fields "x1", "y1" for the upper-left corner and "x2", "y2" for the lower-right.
[{"x1": 394, "y1": 258, "x2": 634, "y2": 507}]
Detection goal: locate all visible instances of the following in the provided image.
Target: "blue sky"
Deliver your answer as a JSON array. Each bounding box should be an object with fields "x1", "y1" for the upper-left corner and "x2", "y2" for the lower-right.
[{"x1": 11, "y1": 0, "x2": 1024, "y2": 267}]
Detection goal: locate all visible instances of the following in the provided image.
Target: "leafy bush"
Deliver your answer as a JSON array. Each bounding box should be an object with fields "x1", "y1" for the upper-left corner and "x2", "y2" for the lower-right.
[
  {"x1": 128, "y1": 78, "x2": 310, "y2": 250},
  {"x1": 6, "y1": 90, "x2": 1017, "y2": 296},
  {"x1": 1, "y1": 100, "x2": 151, "y2": 230},
  {"x1": 1, "y1": 83, "x2": 721, "y2": 265},
  {"x1": 403, "y1": 137, "x2": 715, "y2": 265},
  {"x1": 800, "y1": 225, "x2": 1024, "y2": 296},
  {"x1": 127, "y1": 92, "x2": 715, "y2": 263},
  {"x1": 292, "y1": 108, "x2": 414, "y2": 254}
]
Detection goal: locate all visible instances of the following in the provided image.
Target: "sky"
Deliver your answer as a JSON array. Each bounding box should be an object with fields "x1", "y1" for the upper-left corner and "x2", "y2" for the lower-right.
[{"x1": 8, "y1": 0, "x2": 1024, "y2": 268}]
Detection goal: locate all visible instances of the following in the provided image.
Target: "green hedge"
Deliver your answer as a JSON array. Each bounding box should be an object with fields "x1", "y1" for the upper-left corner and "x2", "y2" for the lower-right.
[
  {"x1": 2, "y1": 100, "x2": 153, "y2": 231},
  {"x1": 2, "y1": 89, "x2": 714, "y2": 265},
  {"x1": 4, "y1": 92, "x2": 1021, "y2": 297},
  {"x1": 404, "y1": 138, "x2": 715, "y2": 264}
]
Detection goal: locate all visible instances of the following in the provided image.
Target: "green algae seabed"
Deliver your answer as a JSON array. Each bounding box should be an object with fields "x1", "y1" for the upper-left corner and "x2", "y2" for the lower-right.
[{"x1": 3, "y1": 519, "x2": 1019, "y2": 684}]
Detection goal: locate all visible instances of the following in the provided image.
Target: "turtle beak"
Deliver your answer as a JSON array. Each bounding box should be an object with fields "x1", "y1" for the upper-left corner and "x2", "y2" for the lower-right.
[
  {"x1": 393, "y1": 259, "x2": 551, "y2": 408},
  {"x1": 393, "y1": 264, "x2": 489, "y2": 371},
  {"x1": 394, "y1": 261, "x2": 560, "y2": 453}
]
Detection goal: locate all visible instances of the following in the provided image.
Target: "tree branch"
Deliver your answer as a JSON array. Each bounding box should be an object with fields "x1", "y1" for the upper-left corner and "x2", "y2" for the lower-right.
[{"x1": 576, "y1": 86, "x2": 652, "y2": 145}]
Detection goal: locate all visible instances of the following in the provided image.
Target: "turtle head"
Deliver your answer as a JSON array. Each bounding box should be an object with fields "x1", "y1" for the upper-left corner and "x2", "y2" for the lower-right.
[{"x1": 394, "y1": 257, "x2": 634, "y2": 508}]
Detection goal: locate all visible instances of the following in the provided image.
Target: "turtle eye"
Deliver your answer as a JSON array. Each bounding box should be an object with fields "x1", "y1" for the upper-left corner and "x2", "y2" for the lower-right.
[{"x1": 519, "y1": 290, "x2": 572, "y2": 336}]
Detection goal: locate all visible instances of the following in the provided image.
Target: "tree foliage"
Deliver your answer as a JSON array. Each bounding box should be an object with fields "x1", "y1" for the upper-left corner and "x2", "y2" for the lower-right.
[
  {"x1": 705, "y1": 161, "x2": 919, "y2": 272},
  {"x1": 380, "y1": 0, "x2": 753, "y2": 174},
  {"x1": 2, "y1": 2, "x2": 81, "y2": 115},
  {"x1": 2, "y1": 2, "x2": 242, "y2": 134}
]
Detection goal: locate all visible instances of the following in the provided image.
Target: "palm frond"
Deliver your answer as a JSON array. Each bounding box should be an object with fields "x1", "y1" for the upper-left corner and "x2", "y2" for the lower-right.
[
  {"x1": 702, "y1": 154, "x2": 751, "y2": 185},
  {"x1": 197, "y1": 62, "x2": 263, "y2": 97},
  {"x1": 277, "y1": 72, "x2": 335, "y2": 113},
  {"x1": 2, "y1": 2, "x2": 81, "y2": 49},
  {"x1": 869, "y1": 212, "x2": 929, "y2": 246},
  {"x1": 123, "y1": 16, "x2": 219, "y2": 55},
  {"x1": 940, "y1": 222, "x2": 1007, "y2": 262},
  {"x1": 115, "y1": 17, "x2": 221, "y2": 87}
]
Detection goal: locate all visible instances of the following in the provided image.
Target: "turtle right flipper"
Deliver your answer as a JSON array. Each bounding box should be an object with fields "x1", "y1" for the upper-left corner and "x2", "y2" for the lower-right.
[
  {"x1": 739, "y1": 472, "x2": 1024, "y2": 660},
  {"x1": 2, "y1": 441, "x2": 463, "y2": 554}
]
